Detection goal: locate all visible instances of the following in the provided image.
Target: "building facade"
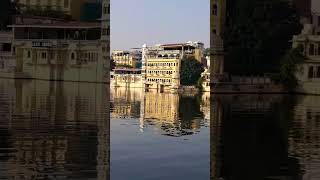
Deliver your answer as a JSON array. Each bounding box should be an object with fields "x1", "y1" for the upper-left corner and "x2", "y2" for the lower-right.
[
  {"x1": 110, "y1": 68, "x2": 143, "y2": 88},
  {"x1": 112, "y1": 50, "x2": 142, "y2": 68},
  {"x1": 141, "y1": 42, "x2": 204, "y2": 92},
  {"x1": 0, "y1": 0, "x2": 110, "y2": 83},
  {"x1": 210, "y1": 0, "x2": 226, "y2": 89},
  {"x1": 293, "y1": 0, "x2": 320, "y2": 94},
  {"x1": 142, "y1": 45, "x2": 181, "y2": 92}
]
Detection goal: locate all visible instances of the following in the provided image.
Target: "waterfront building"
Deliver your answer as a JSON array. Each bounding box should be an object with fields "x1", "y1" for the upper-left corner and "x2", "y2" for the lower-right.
[
  {"x1": 142, "y1": 45, "x2": 181, "y2": 91},
  {"x1": 210, "y1": 0, "x2": 227, "y2": 89},
  {"x1": 0, "y1": 0, "x2": 110, "y2": 83},
  {"x1": 293, "y1": 2, "x2": 320, "y2": 94},
  {"x1": 201, "y1": 68, "x2": 211, "y2": 92},
  {"x1": 110, "y1": 68, "x2": 143, "y2": 88},
  {"x1": 141, "y1": 42, "x2": 205, "y2": 91},
  {"x1": 112, "y1": 50, "x2": 142, "y2": 68}
]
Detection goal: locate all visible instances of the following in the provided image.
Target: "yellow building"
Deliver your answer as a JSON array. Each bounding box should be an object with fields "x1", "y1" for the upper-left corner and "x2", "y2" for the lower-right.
[
  {"x1": 18, "y1": 0, "x2": 94, "y2": 20},
  {"x1": 3, "y1": 0, "x2": 110, "y2": 83},
  {"x1": 142, "y1": 46, "x2": 181, "y2": 91},
  {"x1": 112, "y1": 50, "x2": 142, "y2": 68},
  {"x1": 210, "y1": 0, "x2": 226, "y2": 88}
]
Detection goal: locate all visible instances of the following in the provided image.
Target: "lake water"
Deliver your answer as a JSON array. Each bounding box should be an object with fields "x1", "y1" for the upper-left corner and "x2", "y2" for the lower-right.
[{"x1": 0, "y1": 79, "x2": 320, "y2": 180}]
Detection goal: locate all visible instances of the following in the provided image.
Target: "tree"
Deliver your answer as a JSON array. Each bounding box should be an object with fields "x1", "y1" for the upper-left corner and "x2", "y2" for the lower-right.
[
  {"x1": 224, "y1": 0, "x2": 302, "y2": 75},
  {"x1": 275, "y1": 45, "x2": 305, "y2": 90},
  {"x1": 180, "y1": 58, "x2": 204, "y2": 86}
]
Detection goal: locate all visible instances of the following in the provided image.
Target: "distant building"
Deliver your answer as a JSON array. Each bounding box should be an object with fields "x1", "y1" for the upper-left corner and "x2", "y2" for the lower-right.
[
  {"x1": 112, "y1": 50, "x2": 142, "y2": 68},
  {"x1": 293, "y1": 2, "x2": 320, "y2": 94},
  {"x1": 160, "y1": 41, "x2": 205, "y2": 62},
  {"x1": 201, "y1": 56, "x2": 211, "y2": 92},
  {"x1": 142, "y1": 45, "x2": 181, "y2": 92},
  {"x1": 142, "y1": 42, "x2": 204, "y2": 92},
  {"x1": 110, "y1": 68, "x2": 143, "y2": 88}
]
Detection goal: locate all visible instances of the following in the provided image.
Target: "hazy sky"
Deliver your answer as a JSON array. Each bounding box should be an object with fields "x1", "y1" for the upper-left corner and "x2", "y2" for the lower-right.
[{"x1": 111, "y1": 0, "x2": 210, "y2": 51}]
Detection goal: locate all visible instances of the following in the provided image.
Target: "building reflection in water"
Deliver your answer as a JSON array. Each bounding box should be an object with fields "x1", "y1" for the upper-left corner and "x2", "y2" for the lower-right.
[
  {"x1": 110, "y1": 88, "x2": 210, "y2": 137},
  {"x1": 210, "y1": 95, "x2": 320, "y2": 180},
  {"x1": 0, "y1": 79, "x2": 109, "y2": 180}
]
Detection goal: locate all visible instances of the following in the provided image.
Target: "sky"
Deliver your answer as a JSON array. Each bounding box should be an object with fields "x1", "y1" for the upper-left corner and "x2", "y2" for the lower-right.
[{"x1": 111, "y1": 0, "x2": 210, "y2": 51}]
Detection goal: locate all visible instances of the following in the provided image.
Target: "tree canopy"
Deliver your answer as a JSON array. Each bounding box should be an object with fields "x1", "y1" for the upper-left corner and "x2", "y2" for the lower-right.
[
  {"x1": 224, "y1": 0, "x2": 302, "y2": 75},
  {"x1": 180, "y1": 58, "x2": 204, "y2": 86}
]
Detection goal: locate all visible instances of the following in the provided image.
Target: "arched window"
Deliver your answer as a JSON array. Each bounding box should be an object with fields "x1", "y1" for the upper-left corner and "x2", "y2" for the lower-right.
[
  {"x1": 213, "y1": 4, "x2": 218, "y2": 16},
  {"x1": 27, "y1": 50, "x2": 31, "y2": 58},
  {"x1": 308, "y1": 66, "x2": 314, "y2": 79}
]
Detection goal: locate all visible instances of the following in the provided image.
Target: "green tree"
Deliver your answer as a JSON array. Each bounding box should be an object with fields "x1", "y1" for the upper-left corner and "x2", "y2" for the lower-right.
[
  {"x1": 180, "y1": 58, "x2": 204, "y2": 86},
  {"x1": 275, "y1": 45, "x2": 305, "y2": 90},
  {"x1": 224, "y1": 0, "x2": 302, "y2": 75}
]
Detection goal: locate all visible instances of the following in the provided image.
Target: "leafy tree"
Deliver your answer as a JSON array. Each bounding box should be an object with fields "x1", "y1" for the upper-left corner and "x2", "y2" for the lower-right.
[
  {"x1": 274, "y1": 45, "x2": 305, "y2": 90},
  {"x1": 224, "y1": 0, "x2": 302, "y2": 75},
  {"x1": 180, "y1": 58, "x2": 204, "y2": 86},
  {"x1": 204, "y1": 48, "x2": 211, "y2": 56}
]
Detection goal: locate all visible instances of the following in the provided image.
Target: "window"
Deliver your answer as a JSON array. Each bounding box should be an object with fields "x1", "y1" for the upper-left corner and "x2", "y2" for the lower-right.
[
  {"x1": 27, "y1": 51, "x2": 31, "y2": 58},
  {"x1": 212, "y1": 29, "x2": 217, "y2": 34},
  {"x1": 309, "y1": 44, "x2": 315, "y2": 56},
  {"x1": 71, "y1": 52, "x2": 75, "y2": 60},
  {"x1": 317, "y1": 67, "x2": 320, "y2": 78},
  {"x1": 213, "y1": 4, "x2": 218, "y2": 16},
  {"x1": 308, "y1": 66, "x2": 314, "y2": 79},
  {"x1": 41, "y1": 52, "x2": 47, "y2": 59}
]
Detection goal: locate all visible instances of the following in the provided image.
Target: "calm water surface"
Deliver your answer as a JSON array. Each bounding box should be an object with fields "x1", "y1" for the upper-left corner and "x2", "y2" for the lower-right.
[
  {"x1": 1, "y1": 79, "x2": 320, "y2": 180},
  {"x1": 110, "y1": 88, "x2": 210, "y2": 180}
]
